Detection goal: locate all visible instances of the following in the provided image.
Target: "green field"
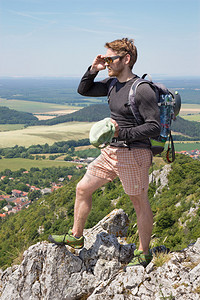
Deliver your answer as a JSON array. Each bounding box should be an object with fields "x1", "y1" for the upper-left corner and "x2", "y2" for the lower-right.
[
  {"x1": 0, "y1": 98, "x2": 79, "y2": 114},
  {"x1": 181, "y1": 114, "x2": 200, "y2": 122},
  {"x1": 174, "y1": 142, "x2": 200, "y2": 152},
  {"x1": 0, "y1": 157, "x2": 75, "y2": 172},
  {"x1": 0, "y1": 122, "x2": 94, "y2": 148},
  {"x1": 0, "y1": 120, "x2": 199, "y2": 151},
  {"x1": 0, "y1": 143, "x2": 199, "y2": 173}
]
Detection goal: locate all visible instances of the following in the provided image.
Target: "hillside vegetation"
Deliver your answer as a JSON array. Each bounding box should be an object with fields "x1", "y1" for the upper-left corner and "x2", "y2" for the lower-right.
[
  {"x1": 38, "y1": 104, "x2": 110, "y2": 125},
  {"x1": 0, "y1": 154, "x2": 199, "y2": 269},
  {"x1": 0, "y1": 106, "x2": 38, "y2": 124},
  {"x1": 172, "y1": 115, "x2": 200, "y2": 139}
]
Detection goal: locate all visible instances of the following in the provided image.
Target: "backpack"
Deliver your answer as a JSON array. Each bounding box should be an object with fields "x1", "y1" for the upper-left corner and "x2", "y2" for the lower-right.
[{"x1": 108, "y1": 74, "x2": 181, "y2": 163}]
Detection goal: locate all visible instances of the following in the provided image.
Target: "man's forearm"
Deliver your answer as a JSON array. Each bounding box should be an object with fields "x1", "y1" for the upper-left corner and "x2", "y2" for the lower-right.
[{"x1": 77, "y1": 67, "x2": 109, "y2": 97}]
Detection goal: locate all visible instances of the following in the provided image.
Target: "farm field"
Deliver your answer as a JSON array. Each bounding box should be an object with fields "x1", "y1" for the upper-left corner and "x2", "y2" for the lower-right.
[
  {"x1": 173, "y1": 141, "x2": 200, "y2": 151},
  {"x1": 0, "y1": 98, "x2": 200, "y2": 121},
  {"x1": 179, "y1": 103, "x2": 200, "y2": 113},
  {"x1": 0, "y1": 157, "x2": 75, "y2": 172},
  {"x1": 0, "y1": 124, "x2": 26, "y2": 131},
  {"x1": 0, "y1": 155, "x2": 177, "y2": 173},
  {"x1": 0, "y1": 122, "x2": 94, "y2": 148},
  {"x1": 0, "y1": 98, "x2": 79, "y2": 114},
  {"x1": 0, "y1": 102, "x2": 199, "y2": 150},
  {"x1": 180, "y1": 114, "x2": 200, "y2": 122},
  {"x1": 179, "y1": 103, "x2": 200, "y2": 122}
]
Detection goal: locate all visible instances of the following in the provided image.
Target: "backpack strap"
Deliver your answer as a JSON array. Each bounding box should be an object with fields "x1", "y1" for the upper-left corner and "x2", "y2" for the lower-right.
[
  {"x1": 128, "y1": 77, "x2": 153, "y2": 125},
  {"x1": 166, "y1": 131, "x2": 175, "y2": 163},
  {"x1": 141, "y1": 73, "x2": 153, "y2": 82}
]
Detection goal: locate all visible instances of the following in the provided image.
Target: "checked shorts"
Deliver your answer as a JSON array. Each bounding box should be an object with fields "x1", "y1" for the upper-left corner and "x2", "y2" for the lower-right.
[{"x1": 87, "y1": 146, "x2": 152, "y2": 196}]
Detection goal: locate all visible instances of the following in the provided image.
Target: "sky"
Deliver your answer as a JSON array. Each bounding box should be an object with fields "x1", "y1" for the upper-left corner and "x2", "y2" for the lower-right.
[{"x1": 0, "y1": 0, "x2": 200, "y2": 78}]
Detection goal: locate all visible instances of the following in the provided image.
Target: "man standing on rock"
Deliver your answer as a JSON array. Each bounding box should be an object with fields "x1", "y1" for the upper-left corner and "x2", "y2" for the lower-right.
[{"x1": 49, "y1": 38, "x2": 161, "y2": 267}]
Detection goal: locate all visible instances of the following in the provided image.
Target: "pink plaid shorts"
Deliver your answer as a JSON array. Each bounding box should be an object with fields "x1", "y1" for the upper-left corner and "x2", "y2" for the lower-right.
[{"x1": 87, "y1": 146, "x2": 152, "y2": 196}]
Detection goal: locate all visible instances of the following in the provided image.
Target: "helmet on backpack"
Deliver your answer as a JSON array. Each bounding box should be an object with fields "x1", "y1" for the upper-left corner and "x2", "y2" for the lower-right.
[{"x1": 171, "y1": 90, "x2": 181, "y2": 117}]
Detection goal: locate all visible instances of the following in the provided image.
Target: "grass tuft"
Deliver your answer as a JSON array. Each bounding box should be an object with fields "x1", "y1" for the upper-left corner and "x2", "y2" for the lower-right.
[{"x1": 153, "y1": 252, "x2": 172, "y2": 268}]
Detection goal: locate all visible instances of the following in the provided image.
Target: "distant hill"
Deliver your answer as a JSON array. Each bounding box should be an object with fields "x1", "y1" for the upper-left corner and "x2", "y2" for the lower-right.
[
  {"x1": 38, "y1": 104, "x2": 200, "y2": 140},
  {"x1": 38, "y1": 104, "x2": 110, "y2": 125},
  {"x1": 172, "y1": 116, "x2": 200, "y2": 139},
  {"x1": 0, "y1": 77, "x2": 199, "y2": 104},
  {"x1": 1, "y1": 101, "x2": 200, "y2": 140},
  {"x1": 0, "y1": 106, "x2": 38, "y2": 125}
]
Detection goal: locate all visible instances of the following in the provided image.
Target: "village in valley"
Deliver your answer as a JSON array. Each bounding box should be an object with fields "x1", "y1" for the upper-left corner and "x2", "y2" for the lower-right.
[
  {"x1": 0, "y1": 161, "x2": 89, "y2": 219},
  {"x1": 0, "y1": 181, "x2": 63, "y2": 218},
  {"x1": 0, "y1": 148, "x2": 199, "y2": 219},
  {"x1": 176, "y1": 149, "x2": 200, "y2": 160}
]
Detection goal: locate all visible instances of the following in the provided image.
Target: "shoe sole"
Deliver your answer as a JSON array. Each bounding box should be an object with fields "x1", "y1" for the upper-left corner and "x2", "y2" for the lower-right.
[{"x1": 126, "y1": 262, "x2": 147, "y2": 268}]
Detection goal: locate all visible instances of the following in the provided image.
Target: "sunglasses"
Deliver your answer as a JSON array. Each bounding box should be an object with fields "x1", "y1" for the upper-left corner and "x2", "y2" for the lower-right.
[{"x1": 103, "y1": 55, "x2": 121, "y2": 64}]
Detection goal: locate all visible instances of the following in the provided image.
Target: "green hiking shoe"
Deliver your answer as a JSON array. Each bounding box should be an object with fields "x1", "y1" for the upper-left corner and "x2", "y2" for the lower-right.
[
  {"x1": 48, "y1": 229, "x2": 84, "y2": 249},
  {"x1": 126, "y1": 249, "x2": 153, "y2": 268}
]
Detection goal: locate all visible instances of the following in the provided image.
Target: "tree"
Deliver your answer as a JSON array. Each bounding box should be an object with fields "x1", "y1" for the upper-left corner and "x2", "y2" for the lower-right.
[
  {"x1": 15, "y1": 183, "x2": 30, "y2": 192},
  {"x1": 4, "y1": 150, "x2": 16, "y2": 158},
  {"x1": 5, "y1": 186, "x2": 13, "y2": 194},
  {"x1": 49, "y1": 155, "x2": 56, "y2": 160},
  {"x1": 28, "y1": 190, "x2": 42, "y2": 201},
  {"x1": 64, "y1": 155, "x2": 73, "y2": 161},
  {"x1": 3, "y1": 169, "x2": 12, "y2": 176},
  {"x1": 155, "y1": 211, "x2": 175, "y2": 232}
]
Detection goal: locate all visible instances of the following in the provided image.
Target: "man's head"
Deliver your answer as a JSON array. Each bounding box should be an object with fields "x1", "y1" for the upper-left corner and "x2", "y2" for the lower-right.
[{"x1": 105, "y1": 38, "x2": 137, "y2": 70}]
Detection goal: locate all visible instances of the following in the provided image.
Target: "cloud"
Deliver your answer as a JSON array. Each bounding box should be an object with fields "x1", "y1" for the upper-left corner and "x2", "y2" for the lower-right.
[
  {"x1": 5, "y1": 20, "x2": 57, "y2": 41},
  {"x1": 7, "y1": 9, "x2": 62, "y2": 23},
  {"x1": 65, "y1": 25, "x2": 140, "y2": 39},
  {"x1": 73, "y1": 11, "x2": 112, "y2": 17},
  {"x1": 69, "y1": 26, "x2": 119, "y2": 35}
]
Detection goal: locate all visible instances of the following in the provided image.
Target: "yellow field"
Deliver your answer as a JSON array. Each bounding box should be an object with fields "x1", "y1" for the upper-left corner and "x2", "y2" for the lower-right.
[
  {"x1": 180, "y1": 103, "x2": 200, "y2": 114},
  {"x1": 0, "y1": 122, "x2": 95, "y2": 148},
  {"x1": 179, "y1": 104, "x2": 200, "y2": 122}
]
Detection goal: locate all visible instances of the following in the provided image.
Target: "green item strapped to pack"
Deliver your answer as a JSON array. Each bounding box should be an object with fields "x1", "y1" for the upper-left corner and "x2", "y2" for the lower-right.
[{"x1": 89, "y1": 117, "x2": 116, "y2": 149}]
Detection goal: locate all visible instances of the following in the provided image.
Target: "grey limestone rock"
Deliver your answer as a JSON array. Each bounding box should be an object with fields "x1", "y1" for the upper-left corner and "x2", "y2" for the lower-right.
[
  {"x1": 149, "y1": 164, "x2": 171, "y2": 196},
  {"x1": 0, "y1": 209, "x2": 199, "y2": 300}
]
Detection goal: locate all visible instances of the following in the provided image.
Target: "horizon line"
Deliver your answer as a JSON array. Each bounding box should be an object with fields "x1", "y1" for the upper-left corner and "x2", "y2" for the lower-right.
[{"x1": 0, "y1": 75, "x2": 200, "y2": 79}]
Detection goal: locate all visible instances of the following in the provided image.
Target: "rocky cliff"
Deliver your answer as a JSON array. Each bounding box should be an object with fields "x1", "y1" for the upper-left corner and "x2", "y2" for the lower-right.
[{"x1": 0, "y1": 209, "x2": 200, "y2": 300}]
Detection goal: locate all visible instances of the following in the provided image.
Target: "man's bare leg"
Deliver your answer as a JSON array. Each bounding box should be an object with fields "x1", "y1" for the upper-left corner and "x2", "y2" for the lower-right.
[
  {"x1": 72, "y1": 172, "x2": 109, "y2": 237},
  {"x1": 129, "y1": 190, "x2": 153, "y2": 254}
]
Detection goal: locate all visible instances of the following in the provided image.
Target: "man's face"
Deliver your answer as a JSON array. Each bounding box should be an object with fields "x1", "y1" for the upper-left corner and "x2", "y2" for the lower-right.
[{"x1": 105, "y1": 48, "x2": 125, "y2": 78}]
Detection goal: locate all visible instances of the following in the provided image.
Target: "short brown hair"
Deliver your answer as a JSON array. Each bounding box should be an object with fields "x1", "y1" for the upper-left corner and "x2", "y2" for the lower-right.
[{"x1": 105, "y1": 38, "x2": 137, "y2": 70}]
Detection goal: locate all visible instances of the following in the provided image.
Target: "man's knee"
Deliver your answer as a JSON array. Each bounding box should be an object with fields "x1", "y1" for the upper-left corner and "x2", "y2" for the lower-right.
[
  {"x1": 76, "y1": 174, "x2": 96, "y2": 197},
  {"x1": 130, "y1": 191, "x2": 147, "y2": 202},
  {"x1": 76, "y1": 172, "x2": 109, "y2": 197},
  {"x1": 76, "y1": 179, "x2": 90, "y2": 197},
  {"x1": 129, "y1": 191, "x2": 149, "y2": 211}
]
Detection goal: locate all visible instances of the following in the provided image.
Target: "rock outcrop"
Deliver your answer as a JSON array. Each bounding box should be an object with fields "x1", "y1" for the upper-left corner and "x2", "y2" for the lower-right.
[
  {"x1": 149, "y1": 164, "x2": 171, "y2": 196},
  {"x1": 0, "y1": 209, "x2": 200, "y2": 300}
]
